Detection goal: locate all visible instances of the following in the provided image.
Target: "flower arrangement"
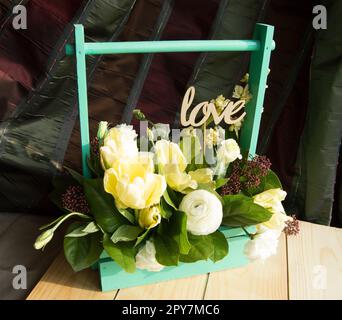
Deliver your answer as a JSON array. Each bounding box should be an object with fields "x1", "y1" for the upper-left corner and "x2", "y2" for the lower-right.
[{"x1": 34, "y1": 76, "x2": 296, "y2": 273}]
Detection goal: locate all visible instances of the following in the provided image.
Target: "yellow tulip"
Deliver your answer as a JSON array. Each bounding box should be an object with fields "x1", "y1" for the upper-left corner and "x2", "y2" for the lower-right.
[
  {"x1": 103, "y1": 153, "x2": 166, "y2": 209},
  {"x1": 154, "y1": 140, "x2": 187, "y2": 172},
  {"x1": 162, "y1": 164, "x2": 197, "y2": 193},
  {"x1": 100, "y1": 124, "x2": 138, "y2": 169},
  {"x1": 189, "y1": 168, "x2": 213, "y2": 184}
]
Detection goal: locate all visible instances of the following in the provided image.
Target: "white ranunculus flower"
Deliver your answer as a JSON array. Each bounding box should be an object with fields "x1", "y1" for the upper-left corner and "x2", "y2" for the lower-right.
[
  {"x1": 244, "y1": 229, "x2": 279, "y2": 262},
  {"x1": 135, "y1": 240, "x2": 164, "y2": 272},
  {"x1": 217, "y1": 139, "x2": 242, "y2": 165},
  {"x1": 179, "y1": 189, "x2": 223, "y2": 235},
  {"x1": 152, "y1": 123, "x2": 170, "y2": 140},
  {"x1": 100, "y1": 124, "x2": 138, "y2": 169}
]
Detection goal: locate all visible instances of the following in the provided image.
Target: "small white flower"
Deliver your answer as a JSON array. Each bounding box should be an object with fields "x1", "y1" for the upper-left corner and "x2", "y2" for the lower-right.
[
  {"x1": 229, "y1": 118, "x2": 243, "y2": 138},
  {"x1": 152, "y1": 123, "x2": 170, "y2": 140},
  {"x1": 232, "y1": 84, "x2": 252, "y2": 103},
  {"x1": 244, "y1": 229, "x2": 279, "y2": 262},
  {"x1": 211, "y1": 95, "x2": 230, "y2": 113},
  {"x1": 205, "y1": 126, "x2": 225, "y2": 149},
  {"x1": 215, "y1": 139, "x2": 241, "y2": 176},
  {"x1": 179, "y1": 190, "x2": 223, "y2": 235},
  {"x1": 135, "y1": 240, "x2": 164, "y2": 272},
  {"x1": 180, "y1": 126, "x2": 197, "y2": 137}
]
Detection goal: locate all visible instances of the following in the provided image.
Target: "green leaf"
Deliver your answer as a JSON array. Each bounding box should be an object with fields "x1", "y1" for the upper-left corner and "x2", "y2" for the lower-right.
[
  {"x1": 103, "y1": 234, "x2": 136, "y2": 273},
  {"x1": 160, "y1": 197, "x2": 173, "y2": 219},
  {"x1": 135, "y1": 229, "x2": 150, "y2": 246},
  {"x1": 82, "y1": 221, "x2": 100, "y2": 233},
  {"x1": 246, "y1": 170, "x2": 283, "y2": 196},
  {"x1": 163, "y1": 189, "x2": 178, "y2": 210},
  {"x1": 180, "y1": 234, "x2": 214, "y2": 263},
  {"x1": 263, "y1": 170, "x2": 282, "y2": 190},
  {"x1": 64, "y1": 223, "x2": 102, "y2": 272},
  {"x1": 169, "y1": 211, "x2": 191, "y2": 255},
  {"x1": 65, "y1": 225, "x2": 88, "y2": 238},
  {"x1": 65, "y1": 167, "x2": 84, "y2": 185},
  {"x1": 222, "y1": 194, "x2": 272, "y2": 227},
  {"x1": 166, "y1": 187, "x2": 182, "y2": 208},
  {"x1": 216, "y1": 178, "x2": 229, "y2": 189},
  {"x1": 111, "y1": 225, "x2": 143, "y2": 243},
  {"x1": 117, "y1": 208, "x2": 135, "y2": 224},
  {"x1": 83, "y1": 179, "x2": 127, "y2": 233},
  {"x1": 208, "y1": 231, "x2": 229, "y2": 262},
  {"x1": 154, "y1": 233, "x2": 179, "y2": 266}
]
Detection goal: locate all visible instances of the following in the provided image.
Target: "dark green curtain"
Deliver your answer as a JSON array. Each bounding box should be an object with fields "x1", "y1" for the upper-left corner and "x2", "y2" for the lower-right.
[{"x1": 289, "y1": 0, "x2": 342, "y2": 226}]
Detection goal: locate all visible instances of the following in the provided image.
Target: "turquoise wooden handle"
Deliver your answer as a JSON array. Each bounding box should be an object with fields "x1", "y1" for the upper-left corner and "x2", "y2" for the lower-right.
[
  {"x1": 69, "y1": 23, "x2": 275, "y2": 178},
  {"x1": 66, "y1": 39, "x2": 275, "y2": 55}
]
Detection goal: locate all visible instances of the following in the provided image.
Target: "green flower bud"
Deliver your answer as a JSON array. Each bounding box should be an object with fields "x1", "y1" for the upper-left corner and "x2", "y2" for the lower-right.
[
  {"x1": 138, "y1": 206, "x2": 161, "y2": 230},
  {"x1": 34, "y1": 228, "x2": 54, "y2": 250},
  {"x1": 97, "y1": 121, "x2": 108, "y2": 140}
]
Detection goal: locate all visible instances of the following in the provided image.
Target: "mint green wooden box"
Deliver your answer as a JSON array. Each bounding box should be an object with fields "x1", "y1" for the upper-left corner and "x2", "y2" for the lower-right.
[{"x1": 66, "y1": 23, "x2": 275, "y2": 292}]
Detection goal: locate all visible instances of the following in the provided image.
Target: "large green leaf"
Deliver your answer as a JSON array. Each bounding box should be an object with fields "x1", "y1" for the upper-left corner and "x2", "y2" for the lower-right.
[
  {"x1": 166, "y1": 187, "x2": 182, "y2": 208},
  {"x1": 83, "y1": 179, "x2": 127, "y2": 233},
  {"x1": 160, "y1": 197, "x2": 173, "y2": 219},
  {"x1": 208, "y1": 231, "x2": 229, "y2": 262},
  {"x1": 65, "y1": 167, "x2": 84, "y2": 186},
  {"x1": 163, "y1": 189, "x2": 178, "y2": 210},
  {"x1": 103, "y1": 234, "x2": 136, "y2": 273},
  {"x1": 64, "y1": 223, "x2": 102, "y2": 272},
  {"x1": 111, "y1": 225, "x2": 143, "y2": 243},
  {"x1": 65, "y1": 221, "x2": 100, "y2": 238},
  {"x1": 222, "y1": 194, "x2": 272, "y2": 227},
  {"x1": 154, "y1": 233, "x2": 179, "y2": 266},
  {"x1": 135, "y1": 229, "x2": 150, "y2": 247},
  {"x1": 168, "y1": 211, "x2": 191, "y2": 255},
  {"x1": 154, "y1": 211, "x2": 191, "y2": 264},
  {"x1": 179, "y1": 234, "x2": 214, "y2": 263},
  {"x1": 117, "y1": 208, "x2": 135, "y2": 224}
]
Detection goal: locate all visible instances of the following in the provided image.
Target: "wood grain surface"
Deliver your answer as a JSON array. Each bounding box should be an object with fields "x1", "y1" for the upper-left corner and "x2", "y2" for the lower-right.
[{"x1": 27, "y1": 221, "x2": 342, "y2": 300}]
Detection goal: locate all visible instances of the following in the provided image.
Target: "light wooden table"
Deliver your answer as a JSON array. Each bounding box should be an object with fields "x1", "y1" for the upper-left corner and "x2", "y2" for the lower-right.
[{"x1": 27, "y1": 221, "x2": 342, "y2": 300}]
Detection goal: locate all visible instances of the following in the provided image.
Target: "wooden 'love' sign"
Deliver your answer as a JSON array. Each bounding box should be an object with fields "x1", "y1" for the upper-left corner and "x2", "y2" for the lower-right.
[
  {"x1": 68, "y1": 23, "x2": 275, "y2": 180},
  {"x1": 180, "y1": 86, "x2": 246, "y2": 127}
]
